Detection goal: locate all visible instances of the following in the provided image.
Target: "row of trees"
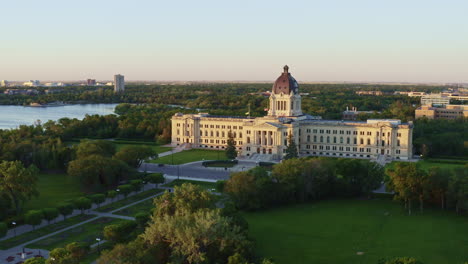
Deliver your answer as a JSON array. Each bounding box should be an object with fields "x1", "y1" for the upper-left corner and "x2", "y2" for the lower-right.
[
  {"x1": 386, "y1": 162, "x2": 468, "y2": 214},
  {"x1": 223, "y1": 157, "x2": 384, "y2": 211}
]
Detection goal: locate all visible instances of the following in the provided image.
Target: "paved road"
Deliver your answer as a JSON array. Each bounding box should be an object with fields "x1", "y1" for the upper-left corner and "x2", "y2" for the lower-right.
[{"x1": 141, "y1": 160, "x2": 260, "y2": 181}]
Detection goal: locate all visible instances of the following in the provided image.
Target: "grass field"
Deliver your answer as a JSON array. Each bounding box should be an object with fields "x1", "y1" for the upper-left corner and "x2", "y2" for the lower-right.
[
  {"x1": 113, "y1": 199, "x2": 155, "y2": 216},
  {"x1": 244, "y1": 199, "x2": 468, "y2": 264},
  {"x1": 113, "y1": 141, "x2": 172, "y2": 154},
  {"x1": 385, "y1": 160, "x2": 466, "y2": 172},
  {"x1": 27, "y1": 217, "x2": 124, "y2": 250},
  {"x1": 24, "y1": 173, "x2": 84, "y2": 211},
  {"x1": 0, "y1": 215, "x2": 94, "y2": 250},
  {"x1": 149, "y1": 149, "x2": 227, "y2": 165},
  {"x1": 95, "y1": 188, "x2": 163, "y2": 213},
  {"x1": 164, "y1": 179, "x2": 217, "y2": 190}
]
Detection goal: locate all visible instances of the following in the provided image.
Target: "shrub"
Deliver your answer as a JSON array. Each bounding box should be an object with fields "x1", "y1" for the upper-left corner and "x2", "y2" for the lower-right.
[
  {"x1": 89, "y1": 194, "x2": 106, "y2": 208},
  {"x1": 73, "y1": 197, "x2": 92, "y2": 214},
  {"x1": 130, "y1": 180, "x2": 143, "y2": 192},
  {"x1": 57, "y1": 203, "x2": 75, "y2": 220},
  {"x1": 42, "y1": 208, "x2": 59, "y2": 224},
  {"x1": 117, "y1": 184, "x2": 133, "y2": 198},
  {"x1": 104, "y1": 220, "x2": 138, "y2": 243},
  {"x1": 216, "y1": 180, "x2": 225, "y2": 193},
  {"x1": 0, "y1": 222, "x2": 7, "y2": 238},
  {"x1": 107, "y1": 190, "x2": 117, "y2": 200},
  {"x1": 145, "y1": 173, "x2": 165, "y2": 187},
  {"x1": 25, "y1": 210, "x2": 44, "y2": 230}
]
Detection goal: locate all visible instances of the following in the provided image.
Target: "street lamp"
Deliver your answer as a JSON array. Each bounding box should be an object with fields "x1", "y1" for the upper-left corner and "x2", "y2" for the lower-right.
[
  {"x1": 142, "y1": 181, "x2": 146, "y2": 191},
  {"x1": 116, "y1": 189, "x2": 120, "y2": 201},
  {"x1": 12, "y1": 222, "x2": 16, "y2": 238},
  {"x1": 96, "y1": 238, "x2": 101, "y2": 253}
]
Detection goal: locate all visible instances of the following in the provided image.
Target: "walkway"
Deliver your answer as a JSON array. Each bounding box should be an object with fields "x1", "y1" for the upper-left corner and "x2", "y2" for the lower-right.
[{"x1": 0, "y1": 185, "x2": 168, "y2": 264}]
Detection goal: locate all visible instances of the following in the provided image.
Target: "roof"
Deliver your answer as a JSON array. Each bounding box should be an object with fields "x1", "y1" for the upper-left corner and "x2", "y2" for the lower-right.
[{"x1": 272, "y1": 65, "x2": 299, "y2": 95}]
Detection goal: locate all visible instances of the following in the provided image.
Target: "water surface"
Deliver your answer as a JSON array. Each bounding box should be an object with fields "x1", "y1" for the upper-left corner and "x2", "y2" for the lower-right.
[{"x1": 0, "y1": 104, "x2": 117, "y2": 129}]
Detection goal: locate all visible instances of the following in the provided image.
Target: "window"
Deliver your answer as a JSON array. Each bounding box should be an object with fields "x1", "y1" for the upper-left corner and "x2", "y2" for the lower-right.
[
  {"x1": 397, "y1": 140, "x2": 400, "y2": 146},
  {"x1": 327, "y1": 136, "x2": 330, "y2": 143},
  {"x1": 360, "y1": 138, "x2": 364, "y2": 144},
  {"x1": 367, "y1": 139, "x2": 371, "y2": 145},
  {"x1": 397, "y1": 133, "x2": 401, "y2": 137},
  {"x1": 396, "y1": 149, "x2": 401, "y2": 154},
  {"x1": 347, "y1": 137, "x2": 350, "y2": 144},
  {"x1": 313, "y1": 129, "x2": 317, "y2": 133},
  {"x1": 320, "y1": 136, "x2": 323, "y2": 143},
  {"x1": 326, "y1": 130, "x2": 331, "y2": 134},
  {"x1": 354, "y1": 138, "x2": 357, "y2": 144},
  {"x1": 314, "y1": 135, "x2": 317, "y2": 142},
  {"x1": 340, "y1": 137, "x2": 343, "y2": 143},
  {"x1": 333, "y1": 137, "x2": 336, "y2": 143},
  {"x1": 360, "y1": 131, "x2": 365, "y2": 135},
  {"x1": 367, "y1": 132, "x2": 372, "y2": 136},
  {"x1": 353, "y1": 131, "x2": 358, "y2": 135},
  {"x1": 307, "y1": 135, "x2": 310, "y2": 142}
]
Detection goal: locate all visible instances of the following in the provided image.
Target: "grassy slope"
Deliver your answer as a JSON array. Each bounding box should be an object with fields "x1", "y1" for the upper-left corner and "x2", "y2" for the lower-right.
[
  {"x1": 27, "y1": 217, "x2": 124, "y2": 250},
  {"x1": 149, "y1": 149, "x2": 227, "y2": 165},
  {"x1": 244, "y1": 199, "x2": 468, "y2": 264},
  {"x1": 164, "y1": 179, "x2": 217, "y2": 190},
  {"x1": 24, "y1": 173, "x2": 83, "y2": 211}
]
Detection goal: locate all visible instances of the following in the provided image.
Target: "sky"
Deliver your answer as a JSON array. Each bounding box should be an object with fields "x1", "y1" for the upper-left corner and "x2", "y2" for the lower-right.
[{"x1": 1, "y1": 0, "x2": 468, "y2": 83}]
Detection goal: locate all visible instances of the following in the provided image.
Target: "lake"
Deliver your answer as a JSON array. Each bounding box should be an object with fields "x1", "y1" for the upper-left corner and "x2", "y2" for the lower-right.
[{"x1": 0, "y1": 104, "x2": 118, "y2": 130}]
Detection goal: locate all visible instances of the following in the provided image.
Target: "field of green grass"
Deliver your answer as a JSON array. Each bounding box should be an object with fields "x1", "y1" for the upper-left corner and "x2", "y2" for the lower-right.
[
  {"x1": 95, "y1": 188, "x2": 163, "y2": 213},
  {"x1": 27, "y1": 217, "x2": 124, "y2": 250},
  {"x1": 113, "y1": 199, "x2": 155, "y2": 217},
  {"x1": 244, "y1": 199, "x2": 468, "y2": 264},
  {"x1": 24, "y1": 173, "x2": 84, "y2": 211},
  {"x1": 150, "y1": 149, "x2": 227, "y2": 165},
  {"x1": 0, "y1": 215, "x2": 94, "y2": 250},
  {"x1": 385, "y1": 159, "x2": 466, "y2": 172},
  {"x1": 164, "y1": 179, "x2": 217, "y2": 190}
]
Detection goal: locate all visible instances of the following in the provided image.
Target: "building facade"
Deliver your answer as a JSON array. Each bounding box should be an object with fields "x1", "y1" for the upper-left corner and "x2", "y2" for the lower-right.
[
  {"x1": 114, "y1": 74, "x2": 125, "y2": 92},
  {"x1": 415, "y1": 105, "x2": 468, "y2": 119},
  {"x1": 172, "y1": 66, "x2": 413, "y2": 161},
  {"x1": 421, "y1": 94, "x2": 450, "y2": 106}
]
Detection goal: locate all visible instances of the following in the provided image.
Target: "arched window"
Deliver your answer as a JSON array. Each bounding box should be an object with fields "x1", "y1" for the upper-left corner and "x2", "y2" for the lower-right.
[
  {"x1": 360, "y1": 138, "x2": 364, "y2": 144},
  {"x1": 320, "y1": 136, "x2": 323, "y2": 143},
  {"x1": 327, "y1": 136, "x2": 330, "y2": 143},
  {"x1": 340, "y1": 137, "x2": 343, "y2": 143},
  {"x1": 314, "y1": 135, "x2": 317, "y2": 142},
  {"x1": 367, "y1": 139, "x2": 371, "y2": 145},
  {"x1": 333, "y1": 137, "x2": 336, "y2": 143}
]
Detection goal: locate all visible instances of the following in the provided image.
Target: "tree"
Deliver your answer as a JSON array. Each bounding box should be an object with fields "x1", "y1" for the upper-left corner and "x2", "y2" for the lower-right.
[
  {"x1": 57, "y1": 203, "x2": 74, "y2": 220},
  {"x1": 130, "y1": 179, "x2": 144, "y2": 192},
  {"x1": 142, "y1": 209, "x2": 252, "y2": 264},
  {"x1": 65, "y1": 242, "x2": 89, "y2": 260},
  {"x1": 107, "y1": 190, "x2": 117, "y2": 201},
  {"x1": 145, "y1": 173, "x2": 165, "y2": 188},
  {"x1": 42, "y1": 208, "x2": 59, "y2": 224},
  {"x1": 226, "y1": 131, "x2": 237, "y2": 159},
  {"x1": 427, "y1": 167, "x2": 449, "y2": 210},
  {"x1": 0, "y1": 160, "x2": 39, "y2": 214},
  {"x1": 447, "y1": 166, "x2": 468, "y2": 214},
  {"x1": 73, "y1": 197, "x2": 92, "y2": 214},
  {"x1": 75, "y1": 140, "x2": 116, "y2": 160},
  {"x1": 46, "y1": 248, "x2": 69, "y2": 264},
  {"x1": 135, "y1": 212, "x2": 151, "y2": 228},
  {"x1": 114, "y1": 145, "x2": 156, "y2": 168},
  {"x1": 284, "y1": 134, "x2": 298, "y2": 160},
  {"x1": 25, "y1": 210, "x2": 44, "y2": 230},
  {"x1": 386, "y1": 163, "x2": 428, "y2": 215},
  {"x1": 104, "y1": 220, "x2": 137, "y2": 243},
  {"x1": 0, "y1": 222, "x2": 7, "y2": 238},
  {"x1": 24, "y1": 257, "x2": 46, "y2": 264},
  {"x1": 97, "y1": 237, "x2": 161, "y2": 264},
  {"x1": 89, "y1": 194, "x2": 106, "y2": 208},
  {"x1": 68, "y1": 155, "x2": 130, "y2": 191},
  {"x1": 117, "y1": 184, "x2": 133, "y2": 198}
]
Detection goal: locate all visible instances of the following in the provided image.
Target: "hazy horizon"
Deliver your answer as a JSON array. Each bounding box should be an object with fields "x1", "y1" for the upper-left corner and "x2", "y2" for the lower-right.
[{"x1": 1, "y1": 0, "x2": 467, "y2": 83}]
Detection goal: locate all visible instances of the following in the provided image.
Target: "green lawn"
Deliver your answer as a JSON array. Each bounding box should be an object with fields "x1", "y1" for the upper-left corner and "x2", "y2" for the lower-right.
[
  {"x1": 0, "y1": 214, "x2": 94, "y2": 250},
  {"x1": 385, "y1": 160, "x2": 466, "y2": 172},
  {"x1": 27, "y1": 217, "x2": 124, "y2": 250},
  {"x1": 164, "y1": 179, "x2": 217, "y2": 190},
  {"x1": 149, "y1": 149, "x2": 227, "y2": 165},
  {"x1": 95, "y1": 188, "x2": 163, "y2": 213},
  {"x1": 244, "y1": 199, "x2": 468, "y2": 264},
  {"x1": 113, "y1": 199, "x2": 155, "y2": 217},
  {"x1": 24, "y1": 173, "x2": 84, "y2": 211}
]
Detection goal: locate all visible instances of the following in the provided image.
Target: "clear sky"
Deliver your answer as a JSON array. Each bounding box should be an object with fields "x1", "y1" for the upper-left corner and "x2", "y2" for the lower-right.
[{"x1": 1, "y1": 0, "x2": 467, "y2": 83}]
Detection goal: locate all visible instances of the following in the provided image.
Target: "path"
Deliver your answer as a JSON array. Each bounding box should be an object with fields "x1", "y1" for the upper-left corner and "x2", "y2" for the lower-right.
[{"x1": 0, "y1": 187, "x2": 168, "y2": 264}]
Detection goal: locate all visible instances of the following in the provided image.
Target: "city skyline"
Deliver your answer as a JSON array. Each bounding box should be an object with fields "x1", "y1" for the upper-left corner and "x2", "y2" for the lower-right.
[{"x1": 1, "y1": 0, "x2": 468, "y2": 83}]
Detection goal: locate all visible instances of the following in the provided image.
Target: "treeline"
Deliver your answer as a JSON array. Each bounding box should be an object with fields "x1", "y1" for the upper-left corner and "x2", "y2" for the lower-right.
[
  {"x1": 0, "y1": 139, "x2": 158, "y2": 222},
  {"x1": 386, "y1": 162, "x2": 468, "y2": 214},
  {"x1": 222, "y1": 157, "x2": 384, "y2": 211},
  {"x1": 413, "y1": 118, "x2": 468, "y2": 158}
]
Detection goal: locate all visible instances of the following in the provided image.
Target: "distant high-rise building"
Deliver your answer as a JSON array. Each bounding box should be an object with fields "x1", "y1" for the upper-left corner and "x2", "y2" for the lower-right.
[
  {"x1": 114, "y1": 74, "x2": 125, "y2": 92},
  {"x1": 0, "y1": 80, "x2": 7, "y2": 87},
  {"x1": 87, "y1": 79, "x2": 96, "y2": 86}
]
